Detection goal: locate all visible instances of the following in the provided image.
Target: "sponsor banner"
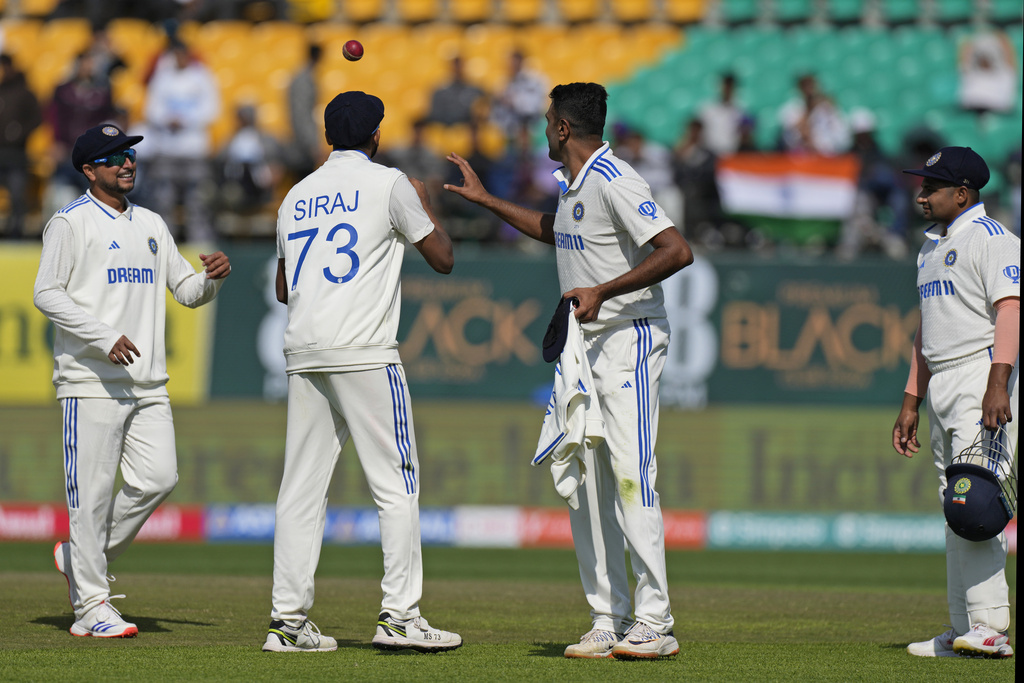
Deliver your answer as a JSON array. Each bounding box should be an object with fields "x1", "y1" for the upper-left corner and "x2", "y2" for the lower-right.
[
  {"x1": 205, "y1": 504, "x2": 276, "y2": 541},
  {"x1": 717, "y1": 153, "x2": 860, "y2": 219},
  {"x1": 663, "y1": 511, "x2": 707, "y2": 549},
  {"x1": 518, "y1": 507, "x2": 574, "y2": 548},
  {"x1": 0, "y1": 245, "x2": 216, "y2": 406},
  {"x1": 454, "y1": 505, "x2": 521, "y2": 548},
  {"x1": 0, "y1": 504, "x2": 203, "y2": 541}
]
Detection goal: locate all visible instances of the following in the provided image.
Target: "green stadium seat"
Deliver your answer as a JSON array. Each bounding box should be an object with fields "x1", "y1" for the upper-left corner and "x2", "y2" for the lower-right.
[
  {"x1": 990, "y1": 0, "x2": 1023, "y2": 24},
  {"x1": 879, "y1": 0, "x2": 919, "y2": 24},
  {"x1": 774, "y1": 0, "x2": 815, "y2": 24},
  {"x1": 825, "y1": 0, "x2": 864, "y2": 24},
  {"x1": 934, "y1": 0, "x2": 973, "y2": 24},
  {"x1": 721, "y1": 0, "x2": 760, "y2": 24}
]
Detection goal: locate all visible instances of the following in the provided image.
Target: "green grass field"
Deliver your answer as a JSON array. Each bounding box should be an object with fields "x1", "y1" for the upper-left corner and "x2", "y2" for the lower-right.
[{"x1": 0, "y1": 543, "x2": 1015, "y2": 681}]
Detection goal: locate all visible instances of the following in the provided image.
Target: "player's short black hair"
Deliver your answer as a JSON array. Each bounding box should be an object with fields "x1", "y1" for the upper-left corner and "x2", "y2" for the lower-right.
[{"x1": 549, "y1": 83, "x2": 607, "y2": 139}]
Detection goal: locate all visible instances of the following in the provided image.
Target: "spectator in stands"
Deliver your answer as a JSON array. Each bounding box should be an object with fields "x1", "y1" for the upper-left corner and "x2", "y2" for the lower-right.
[
  {"x1": 0, "y1": 54, "x2": 42, "y2": 239},
  {"x1": 736, "y1": 114, "x2": 759, "y2": 153},
  {"x1": 837, "y1": 109, "x2": 910, "y2": 260},
  {"x1": 51, "y1": 0, "x2": 188, "y2": 26},
  {"x1": 377, "y1": 118, "x2": 448, "y2": 200},
  {"x1": 216, "y1": 104, "x2": 285, "y2": 218},
  {"x1": 438, "y1": 124, "x2": 500, "y2": 241},
  {"x1": 697, "y1": 72, "x2": 748, "y2": 156},
  {"x1": 143, "y1": 37, "x2": 220, "y2": 242},
  {"x1": 778, "y1": 74, "x2": 849, "y2": 156},
  {"x1": 45, "y1": 51, "x2": 119, "y2": 210},
  {"x1": 425, "y1": 56, "x2": 486, "y2": 127},
  {"x1": 491, "y1": 50, "x2": 548, "y2": 138},
  {"x1": 1005, "y1": 146, "x2": 1021, "y2": 236},
  {"x1": 672, "y1": 118, "x2": 729, "y2": 247},
  {"x1": 958, "y1": 29, "x2": 1018, "y2": 116},
  {"x1": 287, "y1": 43, "x2": 323, "y2": 180},
  {"x1": 614, "y1": 122, "x2": 683, "y2": 228},
  {"x1": 83, "y1": 24, "x2": 126, "y2": 87},
  {"x1": 488, "y1": 122, "x2": 560, "y2": 247}
]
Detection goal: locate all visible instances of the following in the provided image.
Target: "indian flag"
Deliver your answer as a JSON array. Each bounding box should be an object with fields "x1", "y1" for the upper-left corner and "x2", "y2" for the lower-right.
[
  {"x1": 953, "y1": 496, "x2": 967, "y2": 504},
  {"x1": 717, "y1": 154, "x2": 861, "y2": 219}
]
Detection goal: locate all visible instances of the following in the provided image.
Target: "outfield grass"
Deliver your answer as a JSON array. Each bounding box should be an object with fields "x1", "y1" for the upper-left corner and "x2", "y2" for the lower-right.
[{"x1": 0, "y1": 543, "x2": 1015, "y2": 681}]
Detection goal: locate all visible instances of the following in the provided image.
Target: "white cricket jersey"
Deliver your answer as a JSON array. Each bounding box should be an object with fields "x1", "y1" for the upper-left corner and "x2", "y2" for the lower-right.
[
  {"x1": 33, "y1": 191, "x2": 222, "y2": 399},
  {"x1": 276, "y1": 149, "x2": 434, "y2": 373},
  {"x1": 551, "y1": 143, "x2": 676, "y2": 331},
  {"x1": 917, "y1": 203, "x2": 1020, "y2": 367}
]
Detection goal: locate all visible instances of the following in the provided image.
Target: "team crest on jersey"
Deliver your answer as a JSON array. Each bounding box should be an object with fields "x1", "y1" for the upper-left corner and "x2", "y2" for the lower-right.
[
  {"x1": 148, "y1": 237, "x2": 158, "y2": 254},
  {"x1": 638, "y1": 201, "x2": 658, "y2": 219},
  {"x1": 1005, "y1": 264, "x2": 1020, "y2": 284},
  {"x1": 944, "y1": 249, "x2": 957, "y2": 267},
  {"x1": 102, "y1": 125, "x2": 119, "y2": 137},
  {"x1": 953, "y1": 477, "x2": 971, "y2": 494},
  {"x1": 926, "y1": 152, "x2": 941, "y2": 167},
  {"x1": 572, "y1": 201, "x2": 585, "y2": 222}
]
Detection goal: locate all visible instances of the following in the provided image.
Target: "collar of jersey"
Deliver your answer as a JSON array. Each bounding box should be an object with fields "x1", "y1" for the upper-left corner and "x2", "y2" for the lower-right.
[
  {"x1": 85, "y1": 190, "x2": 134, "y2": 221},
  {"x1": 552, "y1": 142, "x2": 611, "y2": 195},
  {"x1": 923, "y1": 202, "x2": 985, "y2": 243},
  {"x1": 327, "y1": 149, "x2": 371, "y2": 162}
]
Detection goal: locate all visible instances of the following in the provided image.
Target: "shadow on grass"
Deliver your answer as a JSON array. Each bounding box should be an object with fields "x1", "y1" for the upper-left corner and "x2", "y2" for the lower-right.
[
  {"x1": 32, "y1": 614, "x2": 215, "y2": 634},
  {"x1": 528, "y1": 642, "x2": 568, "y2": 657}
]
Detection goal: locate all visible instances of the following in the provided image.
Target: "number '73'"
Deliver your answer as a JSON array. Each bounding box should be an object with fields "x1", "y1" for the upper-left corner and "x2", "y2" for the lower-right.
[{"x1": 287, "y1": 223, "x2": 361, "y2": 291}]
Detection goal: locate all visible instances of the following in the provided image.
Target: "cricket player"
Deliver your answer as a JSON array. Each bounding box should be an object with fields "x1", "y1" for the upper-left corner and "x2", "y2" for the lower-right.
[
  {"x1": 893, "y1": 147, "x2": 1018, "y2": 658},
  {"x1": 263, "y1": 91, "x2": 461, "y2": 653},
  {"x1": 445, "y1": 82, "x2": 693, "y2": 659},
  {"x1": 34, "y1": 124, "x2": 231, "y2": 637}
]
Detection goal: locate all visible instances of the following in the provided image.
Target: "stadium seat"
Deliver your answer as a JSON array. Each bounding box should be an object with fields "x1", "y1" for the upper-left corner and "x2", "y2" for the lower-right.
[
  {"x1": 288, "y1": 0, "x2": 336, "y2": 22},
  {"x1": 17, "y1": 0, "x2": 59, "y2": 16},
  {"x1": 609, "y1": 0, "x2": 657, "y2": 23},
  {"x1": 499, "y1": 0, "x2": 549, "y2": 22},
  {"x1": 989, "y1": 0, "x2": 1023, "y2": 25},
  {"x1": 556, "y1": 0, "x2": 603, "y2": 23},
  {"x1": 933, "y1": 0, "x2": 973, "y2": 24},
  {"x1": 663, "y1": 0, "x2": 707, "y2": 24},
  {"x1": 395, "y1": 0, "x2": 443, "y2": 23},
  {"x1": 879, "y1": 0, "x2": 919, "y2": 24},
  {"x1": 342, "y1": 0, "x2": 386, "y2": 23},
  {"x1": 824, "y1": 0, "x2": 863, "y2": 24},
  {"x1": 720, "y1": 0, "x2": 760, "y2": 24},
  {"x1": 450, "y1": 0, "x2": 494, "y2": 23},
  {"x1": 773, "y1": 0, "x2": 815, "y2": 24}
]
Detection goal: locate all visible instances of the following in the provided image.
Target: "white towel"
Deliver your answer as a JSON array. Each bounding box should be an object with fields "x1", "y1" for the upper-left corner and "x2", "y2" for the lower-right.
[{"x1": 532, "y1": 305, "x2": 605, "y2": 509}]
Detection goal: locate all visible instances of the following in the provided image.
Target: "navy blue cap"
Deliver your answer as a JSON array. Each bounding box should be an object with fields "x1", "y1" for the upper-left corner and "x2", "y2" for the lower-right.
[
  {"x1": 542, "y1": 296, "x2": 579, "y2": 363},
  {"x1": 943, "y1": 463, "x2": 1013, "y2": 542},
  {"x1": 72, "y1": 124, "x2": 144, "y2": 173},
  {"x1": 903, "y1": 146, "x2": 990, "y2": 190},
  {"x1": 324, "y1": 91, "x2": 384, "y2": 149}
]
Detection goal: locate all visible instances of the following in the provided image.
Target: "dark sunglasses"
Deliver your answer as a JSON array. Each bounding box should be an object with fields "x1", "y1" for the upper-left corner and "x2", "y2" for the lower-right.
[{"x1": 91, "y1": 148, "x2": 137, "y2": 167}]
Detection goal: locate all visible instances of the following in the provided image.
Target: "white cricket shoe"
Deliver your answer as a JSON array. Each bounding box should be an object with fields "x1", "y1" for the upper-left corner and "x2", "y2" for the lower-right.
[
  {"x1": 611, "y1": 621, "x2": 679, "y2": 659},
  {"x1": 953, "y1": 624, "x2": 1013, "y2": 658},
  {"x1": 70, "y1": 597, "x2": 138, "y2": 638},
  {"x1": 262, "y1": 619, "x2": 337, "y2": 652},
  {"x1": 907, "y1": 627, "x2": 959, "y2": 657},
  {"x1": 563, "y1": 628, "x2": 622, "y2": 658},
  {"x1": 53, "y1": 541, "x2": 80, "y2": 610},
  {"x1": 371, "y1": 612, "x2": 462, "y2": 652}
]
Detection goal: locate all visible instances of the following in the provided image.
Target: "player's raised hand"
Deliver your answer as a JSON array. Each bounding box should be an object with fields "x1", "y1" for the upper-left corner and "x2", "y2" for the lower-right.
[
  {"x1": 108, "y1": 335, "x2": 141, "y2": 365},
  {"x1": 892, "y1": 405, "x2": 921, "y2": 457},
  {"x1": 200, "y1": 251, "x2": 231, "y2": 279},
  {"x1": 444, "y1": 153, "x2": 490, "y2": 204}
]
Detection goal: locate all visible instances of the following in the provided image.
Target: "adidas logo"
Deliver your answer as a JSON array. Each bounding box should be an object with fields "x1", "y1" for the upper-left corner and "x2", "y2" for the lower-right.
[
  {"x1": 621, "y1": 381, "x2": 632, "y2": 389},
  {"x1": 109, "y1": 241, "x2": 120, "y2": 250}
]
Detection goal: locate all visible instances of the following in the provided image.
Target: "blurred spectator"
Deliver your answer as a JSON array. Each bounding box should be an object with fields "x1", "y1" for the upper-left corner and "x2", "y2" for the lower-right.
[
  {"x1": 491, "y1": 50, "x2": 548, "y2": 138},
  {"x1": 377, "y1": 118, "x2": 447, "y2": 198},
  {"x1": 439, "y1": 124, "x2": 499, "y2": 241},
  {"x1": 488, "y1": 122, "x2": 560, "y2": 247},
  {"x1": 287, "y1": 43, "x2": 323, "y2": 180},
  {"x1": 44, "y1": 51, "x2": 118, "y2": 211},
  {"x1": 0, "y1": 54, "x2": 42, "y2": 239},
  {"x1": 672, "y1": 118, "x2": 728, "y2": 247},
  {"x1": 51, "y1": 0, "x2": 190, "y2": 26},
  {"x1": 83, "y1": 25, "x2": 127, "y2": 87},
  {"x1": 1005, "y1": 146, "x2": 1021, "y2": 236},
  {"x1": 216, "y1": 104, "x2": 286, "y2": 217},
  {"x1": 958, "y1": 30, "x2": 1018, "y2": 116},
  {"x1": 697, "y1": 72, "x2": 748, "y2": 156},
  {"x1": 736, "y1": 114, "x2": 759, "y2": 152},
  {"x1": 614, "y1": 122, "x2": 683, "y2": 228},
  {"x1": 778, "y1": 74, "x2": 849, "y2": 156},
  {"x1": 425, "y1": 56, "x2": 486, "y2": 127},
  {"x1": 143, "y1": 37, "x2": 220, "y2": 242},
  {"x1": 837, "y1": 109, "x2": 910, "y2": 260}
]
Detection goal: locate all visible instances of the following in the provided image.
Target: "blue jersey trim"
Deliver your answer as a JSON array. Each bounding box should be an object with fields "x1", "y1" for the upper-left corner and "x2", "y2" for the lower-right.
[{"x1": 58, "y1": 196, "x2": 90, "y2": 215}]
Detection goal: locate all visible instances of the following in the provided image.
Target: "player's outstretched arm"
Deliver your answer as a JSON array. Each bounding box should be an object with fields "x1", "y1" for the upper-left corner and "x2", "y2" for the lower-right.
[
  {"x1": 200, "y1": 251, "x2": 231, "y2": 279},
  {"x1": 409, "y1": 177, "x2": 454, "y2": 274},
  {"x1": 892, "y1": 393, "x2": 923, "y2": 457},
  {"x1": 564, "y1": 227, "x2": 693, "y2": 323},
  {"x1": 444, "y1": 152, "x2": 555, "y2": 244}
]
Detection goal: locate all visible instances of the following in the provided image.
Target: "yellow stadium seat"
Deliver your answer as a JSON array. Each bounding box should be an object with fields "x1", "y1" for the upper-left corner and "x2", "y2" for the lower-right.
[
  {"x1": 18, "y1": 0, "x2": 60, "y2": 16},
  {"x1": 664, "y1": 0, "x2": 706, "y2": 23},
  {"x1": 609, "y1": 0, "x2": 656, "y2": 23},
  {"x1": 450, "y1": 0, "x2": 494, "y2": 23},
  {"x1": 343, "y1": 0, "x2": 386, "y2": 23},
  {"x1": 0, "y1": 20, "x2": 42, "y2": 63},
  {"x1": 499, "y1": 0, "x2": 548, "y2": 23},
  {"x1": 557, "y1": 0, "x2": 603, "y2": 23},
  {"x1": 395, "y1": 0, "x2": 443, "y2": 23},
  {"x1": 289, "y1": 0, "x2": 336, "y2": 22}
]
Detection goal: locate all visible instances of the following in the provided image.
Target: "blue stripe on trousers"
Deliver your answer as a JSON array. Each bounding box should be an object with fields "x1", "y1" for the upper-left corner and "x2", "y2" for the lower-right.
[
  {"x1": 386, "y1": 365, "x2": 416, "y2": 494},
  {"x1": 633, "y1": 318, "x2": 653, "y2": 507}
]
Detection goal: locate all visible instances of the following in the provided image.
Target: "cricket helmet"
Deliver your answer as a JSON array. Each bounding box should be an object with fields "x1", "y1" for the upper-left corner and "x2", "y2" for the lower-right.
[{"x1": 943, "y1": 425, "x2": 1017, "y2": 542}]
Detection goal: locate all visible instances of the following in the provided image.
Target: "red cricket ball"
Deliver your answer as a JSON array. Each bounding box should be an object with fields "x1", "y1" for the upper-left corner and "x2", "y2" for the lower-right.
[{"x1": 343, "y1": 40, "x2": 364, "y2": 62}]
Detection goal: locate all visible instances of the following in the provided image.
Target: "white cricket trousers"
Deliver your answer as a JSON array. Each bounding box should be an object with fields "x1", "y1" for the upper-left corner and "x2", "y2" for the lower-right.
[
  {"x1": 61, "y1": 396, "x2": 178, "y2": 618},
  {"x1": 927, "y1": 355, "x2": 1018, "y2": 634},
  {"x1": 569, "y1": 318, "x2": 674, "y2": 635},
  {"x1": 271, "y1": 365, "x2": 423, "y2": 625}
]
